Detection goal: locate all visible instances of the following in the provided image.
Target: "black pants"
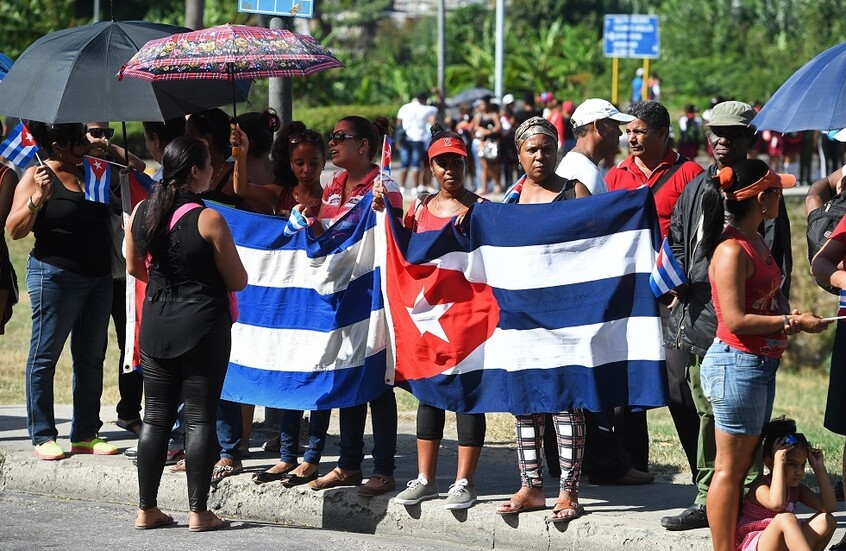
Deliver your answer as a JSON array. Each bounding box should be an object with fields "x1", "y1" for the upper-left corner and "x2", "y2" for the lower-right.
[
  {"x1": 416, "y1": 402, "x2": 486, "y2": 447},
  {"x1": 136, "y1": 316, "x2": 230, "y2": 512},
  {"x1": 112, "y1": 278, "x2": 143, "y2": 422}
]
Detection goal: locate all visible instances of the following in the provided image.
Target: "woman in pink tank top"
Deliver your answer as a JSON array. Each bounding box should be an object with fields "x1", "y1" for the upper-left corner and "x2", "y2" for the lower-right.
[{"x1": 697, "y1": 158, "x2": 830, "y2": 551}]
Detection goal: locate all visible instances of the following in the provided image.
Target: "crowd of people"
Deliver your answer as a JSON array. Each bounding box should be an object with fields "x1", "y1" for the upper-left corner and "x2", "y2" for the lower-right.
[{"x1": 1, "y1": 93, "x2": 846, "y2": 549}]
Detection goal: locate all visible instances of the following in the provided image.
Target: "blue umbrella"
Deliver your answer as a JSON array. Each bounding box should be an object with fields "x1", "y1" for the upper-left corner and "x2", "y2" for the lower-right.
[
  {"x1": 0, "y1": 53, "x2": 12, "y2": 81},
  {"x1": 752, "y1": 42, "x2": 846, "y2": 132}
]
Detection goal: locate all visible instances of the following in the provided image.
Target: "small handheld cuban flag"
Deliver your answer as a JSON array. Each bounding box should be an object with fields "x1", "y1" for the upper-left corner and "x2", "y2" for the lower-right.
[
  {"x1": 649, "y1": 237, "x2": 687, "y2": 298},
  {"x1": 83, "y1": 155, "x2": 111, "y2": 204},
  {"x1": 380, "y1": 135, "x2": 392, "y2": 175},
  {"x1": 0, "y1": 122, "x2": 40, "y2": 169},
  {"x1": 838, "y1": 290, "x2": 846, "y2": 317},
  {"x1": 283, "y1": 208, "x2": 314, "y2": 237}
]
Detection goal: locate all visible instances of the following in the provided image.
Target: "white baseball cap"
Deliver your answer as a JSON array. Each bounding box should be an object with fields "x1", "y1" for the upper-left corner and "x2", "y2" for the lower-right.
[
  {"x1": 502, "y1": 93, "x2": 515, "y2": 105},
  {"x1": 571, "y1": 98, "x2": 635, "y2": 128}
]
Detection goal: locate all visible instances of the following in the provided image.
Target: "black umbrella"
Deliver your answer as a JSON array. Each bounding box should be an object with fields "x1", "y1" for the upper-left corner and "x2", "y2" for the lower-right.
[
  {"x1": 0, "y1": 20, "x2": 251, "y2": 123},
  {"x1": 445, "y1": 87, "x2": 495, "y2": 107}
]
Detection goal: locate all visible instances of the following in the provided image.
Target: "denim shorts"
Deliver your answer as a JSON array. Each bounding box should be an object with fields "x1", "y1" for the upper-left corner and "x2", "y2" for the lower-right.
[
  {"x1": 700, "y1": 340, "x2": 778, "y2": 436},
  {"x1": 399, "y1": 140, "x2": 425, "y2": 169}
]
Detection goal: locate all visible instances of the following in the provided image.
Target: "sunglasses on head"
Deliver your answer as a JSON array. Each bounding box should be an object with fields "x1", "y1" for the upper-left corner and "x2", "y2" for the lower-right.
[
  {"x1": 88, "y1": 127, "x2": 115, "y2": 139},
  {"x1": 289, "y1": 130, "x2": 322, "y2": 144},
  {"x1": 328, "y1": 131, "x2": 363, "y2": 143}
]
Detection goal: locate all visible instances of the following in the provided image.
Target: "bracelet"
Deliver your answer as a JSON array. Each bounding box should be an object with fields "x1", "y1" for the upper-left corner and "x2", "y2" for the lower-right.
[
  {"x1": 27, "y1": 196, "x2": 42, "y2": 213},
  {"x1": 782, "y1": 314, "x2": 790, "y2": 333}
]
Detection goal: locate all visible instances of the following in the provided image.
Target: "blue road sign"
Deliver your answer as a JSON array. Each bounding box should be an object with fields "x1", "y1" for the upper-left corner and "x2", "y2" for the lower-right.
[
  {"x1": 603, "y1": 14, "x2": 660, "y2": 59},
  {"x1": 238, "y1": 0, "x2": 314, "y2": 19}
]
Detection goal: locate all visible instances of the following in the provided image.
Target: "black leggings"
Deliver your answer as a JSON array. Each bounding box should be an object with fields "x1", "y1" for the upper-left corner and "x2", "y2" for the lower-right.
[
  {"x1": 136, "y1": 316, "x2": 230, "y2": 512},
  {"x1": 416, "y1": 402, "x2": 486, "y2": 447}
]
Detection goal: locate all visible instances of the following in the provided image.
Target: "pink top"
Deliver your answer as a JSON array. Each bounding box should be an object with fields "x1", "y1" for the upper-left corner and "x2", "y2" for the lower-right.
[
  {"x1": 318, "y1": 165, "x2": 402, "y2": 228},
  {"x1": 712, "y1": 225, "x2": 786, "y2": 358},
  {"x1": 736, "y1": 475, "x2": 797, "y2": 551}
]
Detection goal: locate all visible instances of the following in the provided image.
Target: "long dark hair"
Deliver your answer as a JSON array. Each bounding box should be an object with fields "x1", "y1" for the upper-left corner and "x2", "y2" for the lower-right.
[
  {"x1": 238, "y1": 108, "x2": 281, "y2": 160},
  {"x1": 138, "y1": 135, "x2": 209, "y2": 256},
  {"x1": 339, "y1": 115, "x2": 391, "y2": 160},
  {"x1": 699, "y1": 158, "x2": 771, "y2": 260},
  {"x1": 270, "y1": 120, "x2": 325, "y2": 187}
]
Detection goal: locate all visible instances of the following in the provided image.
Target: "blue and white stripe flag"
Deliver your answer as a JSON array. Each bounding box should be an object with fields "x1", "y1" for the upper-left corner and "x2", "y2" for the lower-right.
[
  {"x1": 283, "y1": 207, "x2": 314, "y2": 237},
  {"x1": 0, "y1": 122, "x2": 39, "y2": 169},
  {"x1": 82, "y1": 155, "x2": 111, "y2": 203},
  {"x1": 649, "y1": 236, "x2": 687, "y2": 298},
  {"x1": 212, "y1": 198, "x2": 391, "y2": 410},
  {"x1": 384, "y1": 186, "x2": 669, "y2": 414}
]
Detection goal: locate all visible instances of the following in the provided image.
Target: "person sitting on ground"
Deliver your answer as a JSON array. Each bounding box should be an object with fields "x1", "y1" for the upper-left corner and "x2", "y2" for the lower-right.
[
  {"x1": 494, "y1": 116, "x2": 591, "y2": 524},
  {"x1": 373, "y1": 125, "x2": 486, "y2": 510},
  {"x1": 127, "y1": 135, "x2": 247, "y2": 532},
  {"x1": 735, "y1": 417, "x2": 836, "y2": 551}
]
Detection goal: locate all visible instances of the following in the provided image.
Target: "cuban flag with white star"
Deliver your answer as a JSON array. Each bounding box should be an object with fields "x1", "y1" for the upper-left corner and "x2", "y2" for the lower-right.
[
  {"x1": 382, "y1": 186, "x2": 669, "y2": 414},
  {"x1": 82, "y1": 155, "x2": 111, "y2": 203},
  {"x1": 213, "y1": 198, "x2": 391, "y2": 410},
  {"x1": 0, "y1": 122, "x2": 39, "y2": 169}
]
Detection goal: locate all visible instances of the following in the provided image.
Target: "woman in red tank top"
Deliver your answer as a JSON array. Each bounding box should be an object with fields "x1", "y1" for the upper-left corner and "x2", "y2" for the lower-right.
[{"x1": 698, "y1": 158, "x2": 829, "y2": 551}]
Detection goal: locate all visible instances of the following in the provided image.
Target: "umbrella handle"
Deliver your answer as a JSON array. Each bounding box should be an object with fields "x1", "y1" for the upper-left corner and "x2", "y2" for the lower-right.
[{"x1": 229, "y1": 63, "x2": 240, "y2": 158}]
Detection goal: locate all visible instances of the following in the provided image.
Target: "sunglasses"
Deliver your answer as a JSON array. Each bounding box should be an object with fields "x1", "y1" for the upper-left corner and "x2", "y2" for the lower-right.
[
  {"x1": 328, "y1": 131, "x2": 363, "y2": 143},
  {"x1": 289, "y1": 130, "x2": 322, "y2": 144},
  {"x1": 88, "y1": 127, "x2": 115, "y2": 139}
]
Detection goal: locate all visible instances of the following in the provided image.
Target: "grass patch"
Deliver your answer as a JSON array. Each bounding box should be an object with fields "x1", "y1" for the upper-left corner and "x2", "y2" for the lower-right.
[{"x1": 0, "y1": 196, "x2": 841, "y2": 478}]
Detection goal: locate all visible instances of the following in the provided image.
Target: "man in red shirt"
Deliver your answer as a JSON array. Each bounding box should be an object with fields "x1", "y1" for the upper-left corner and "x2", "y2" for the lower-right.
[
  {"x1": 607, "y1": 100, "x2": 703, "y2": 237},
  {"x1": 582, "y1": 100, "x2": 704, "y2": 489}
]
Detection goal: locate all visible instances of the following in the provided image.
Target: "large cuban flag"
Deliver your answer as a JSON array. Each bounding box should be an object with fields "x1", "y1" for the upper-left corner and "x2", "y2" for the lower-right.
[
  {"x1": 216, "y1": 198, "x2": 392, "y2": 410},
  {"x1": 381, "y1": 186, "x2": 669, "y2": 415}
]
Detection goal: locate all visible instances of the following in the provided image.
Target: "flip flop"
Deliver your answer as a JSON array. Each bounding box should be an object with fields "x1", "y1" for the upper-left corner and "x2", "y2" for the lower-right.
[
  {"x1": 189, "y1": 512, "x2": 228, "y2": 532},
  {"x1": 495, "y1": 494, "x2": 546, "y2": 516},
  {"x1": 211, "y1": 461, "x2": 243, "y2": 483},
  {"x1": 135, "y1": 511, "x2": 175, "y2": 530},
  {"x1": 545, "y1": 499, "x2": 584, "y2": 524}
]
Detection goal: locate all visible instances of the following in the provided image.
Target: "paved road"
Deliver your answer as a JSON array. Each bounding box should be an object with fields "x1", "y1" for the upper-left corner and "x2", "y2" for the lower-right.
[{"x1": 0, "y1": 491, "x2": 476, "y2": 551}]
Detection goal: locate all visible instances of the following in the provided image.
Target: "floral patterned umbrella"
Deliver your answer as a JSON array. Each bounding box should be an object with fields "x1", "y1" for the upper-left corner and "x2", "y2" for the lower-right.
[{"x1": 119, "y1": 24, "x2": 343, "y2": 117}]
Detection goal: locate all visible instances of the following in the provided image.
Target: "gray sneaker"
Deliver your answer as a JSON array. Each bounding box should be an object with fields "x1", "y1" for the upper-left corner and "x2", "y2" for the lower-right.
[
  {"x1": 394, "y1": 474, "x2": 439, "y2": 505},
  {"x1": 444, "y1": 478, "x2": 477, "y2": 510}
]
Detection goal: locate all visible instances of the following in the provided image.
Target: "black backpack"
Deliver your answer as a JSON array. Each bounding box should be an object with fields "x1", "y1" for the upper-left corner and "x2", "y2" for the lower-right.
[{"x1": 806, "y1": 192, "x2": 846, "y2": 294}]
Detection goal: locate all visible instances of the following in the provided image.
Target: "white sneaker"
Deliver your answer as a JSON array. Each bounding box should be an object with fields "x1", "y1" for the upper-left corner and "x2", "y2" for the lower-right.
[
  {"x1": 444, "y1": 478, "x2": 477, "y2": 510},
  {"x1": 394, "y1": 474, "x2": 439, "y2": 505}
]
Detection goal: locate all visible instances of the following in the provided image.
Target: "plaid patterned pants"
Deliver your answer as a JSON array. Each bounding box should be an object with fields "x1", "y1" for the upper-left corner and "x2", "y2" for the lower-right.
[{"x1": 514, "y1": 410, "x2": 586, "y2": 491}]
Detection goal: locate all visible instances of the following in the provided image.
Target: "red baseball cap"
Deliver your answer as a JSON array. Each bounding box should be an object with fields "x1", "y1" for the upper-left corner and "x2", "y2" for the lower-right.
[{"x1": 428, "y1": 134, "x2": 467, "y2": 158}]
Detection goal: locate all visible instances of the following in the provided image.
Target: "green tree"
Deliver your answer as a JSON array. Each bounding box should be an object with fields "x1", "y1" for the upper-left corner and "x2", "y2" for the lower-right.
[{"x1": 0, "y1": 0, "x2": 76, "y2": 58}]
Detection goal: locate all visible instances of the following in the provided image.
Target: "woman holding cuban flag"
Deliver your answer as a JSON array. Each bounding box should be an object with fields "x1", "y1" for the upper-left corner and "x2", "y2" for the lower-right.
[
  {"x1": 374, "y1": 124, "x2": 486, "y2": 509},
  {"x1": 303, "y1": 115, "x2": 403, "y2": 497},
  {"x1": 495, "y1": 116, "x2": 591, "y2": 524},
  {"x1": 6, "y1": 122, "x2": 116, "y2": 461}
]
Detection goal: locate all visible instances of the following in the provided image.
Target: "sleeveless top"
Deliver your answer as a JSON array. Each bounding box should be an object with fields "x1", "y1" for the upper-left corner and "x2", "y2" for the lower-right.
[
  {"x1": 736, "y1": 475, "x2": 797, "y2": 551},
  {"x1": 32, "y1": 170, "x2": 110, "y2": 276},
  {"x1": 712, "y1": 225, "x2": 786, "y2": 358},
  {"x1": 131, "y1": 195, "x2": 229, "y2": 358},
  {"x1": 199, "y1": 165, "x2": 239, "y2": 207}
]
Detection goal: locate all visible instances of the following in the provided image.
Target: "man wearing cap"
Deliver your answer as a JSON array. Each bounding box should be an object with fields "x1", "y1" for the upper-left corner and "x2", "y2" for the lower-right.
[
  {"x1": 660, "y1": 101, "x2": 792, "y2": 531},
  {"x1": 396, "y1": 91, "x2": 438, "y2": 194},
  {"x1": 601, "y1": 101, "x2": 704, "y2": 485},
  {"x1": 554, "y1": 98, "x2": 634, "y2": 195}
]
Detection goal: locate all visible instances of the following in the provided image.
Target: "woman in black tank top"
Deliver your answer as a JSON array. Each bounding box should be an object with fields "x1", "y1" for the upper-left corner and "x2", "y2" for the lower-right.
[
  {"x1": 126, "y1": 135, "x2": 247, "y2": 532},
  {"x1": 5, "y1": 122, "x2": 115, "y2": 462}
]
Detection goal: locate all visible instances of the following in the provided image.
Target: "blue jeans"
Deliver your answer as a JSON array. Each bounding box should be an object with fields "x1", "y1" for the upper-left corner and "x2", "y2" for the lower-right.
[
  {"x1": 25, "y1": 256, "x2": 112, "y2": 445},
  {"x1": 399, "y1": 140, "x2": 425, "y2": 169},
  {"x1": 338, "y1": 389, "x2": 397, "y2": 476},
  {"x1": 701, "y1": 341, "x2": 778, "y2": 436},
  {"x1": 279, "y1": 409, "x2": 331, "y2": 464},
  {"x1": 216, "y1": 399, "x2": 242, "y2": 460}
]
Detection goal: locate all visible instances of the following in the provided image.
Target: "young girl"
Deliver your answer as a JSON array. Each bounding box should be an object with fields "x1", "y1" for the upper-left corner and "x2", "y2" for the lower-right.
[{"x1": 735, "y1": 418, "x2": 836, "y2": 551}]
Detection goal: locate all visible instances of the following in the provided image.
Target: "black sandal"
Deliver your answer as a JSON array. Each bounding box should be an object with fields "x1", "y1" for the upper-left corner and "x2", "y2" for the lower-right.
[
  {"x1": 280, "y1": 471, "x2": 319, "y2": 488},
  {"x1": 252, "y1": 464, "x2": 297, "y2": 484},
  {"x1": 116, "y1": 418, "x2": 143, "y2": 437}
]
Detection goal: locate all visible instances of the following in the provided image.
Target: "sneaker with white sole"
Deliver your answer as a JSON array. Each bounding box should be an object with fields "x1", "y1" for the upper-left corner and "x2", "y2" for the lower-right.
[
  {"x1": 444, "y1": 478, "x2": 477, "y2": 510},
  {"x1": 71, "y1": 437, "x2": 118, "y2": 455},
  {"x1": 394, "y1": 474, "x2": 439, "y2": 505},
  {"x1": 34, "y1": 440, "x2": 66, "y2": 461}
]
